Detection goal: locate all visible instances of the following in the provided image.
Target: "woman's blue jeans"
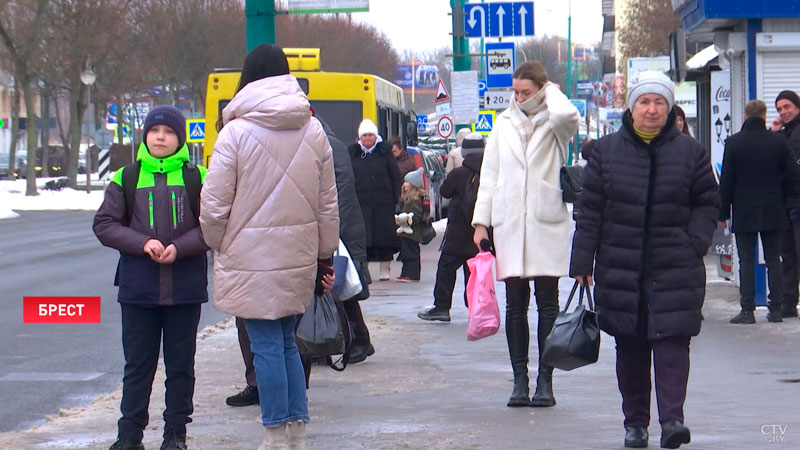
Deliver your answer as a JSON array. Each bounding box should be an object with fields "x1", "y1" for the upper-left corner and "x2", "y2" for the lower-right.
[{"x1": 245, "y1": 316, "x2": 309, "y2": 427}]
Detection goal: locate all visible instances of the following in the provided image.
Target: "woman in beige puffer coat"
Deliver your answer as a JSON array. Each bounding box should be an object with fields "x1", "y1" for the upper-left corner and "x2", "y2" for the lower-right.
[{"x1": 200, "y1": 44, "x2": 339, "y2": 449}]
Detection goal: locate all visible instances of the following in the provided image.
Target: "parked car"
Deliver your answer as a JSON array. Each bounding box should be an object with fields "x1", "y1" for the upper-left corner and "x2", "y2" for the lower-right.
[
  {"x1": 0, "y1": 153, "x2": 27, "y2": 179},
  {"x1": 420, "y1": 148, "x2": 447, "y2": 221}
]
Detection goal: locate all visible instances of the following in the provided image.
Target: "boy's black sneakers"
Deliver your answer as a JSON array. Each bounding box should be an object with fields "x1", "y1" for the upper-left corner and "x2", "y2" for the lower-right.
[
  {"x1": 109, "y1": 438, "x2": 144, "y2": 450},
  {"x1": 225, "y1": 385, "x2": 259, "y2": 406},
  {"x1": 160, "y1": 430, "x2": 187, "y2": 450},
  {"x1": 417, "y1": 306, "x2": 451, "y2": 322}
]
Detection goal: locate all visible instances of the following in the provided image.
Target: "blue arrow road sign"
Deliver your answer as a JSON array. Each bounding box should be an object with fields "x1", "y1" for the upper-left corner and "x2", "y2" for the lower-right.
[
  {"x1": 488, "y1": 3, "x2": 513, "y2": 37},
  {"x1": 463, "y1": 2, "x2": 534, "y2": 38},
  {"x1": 464, "y1": 3, "x2": 487, "y2": 38},
  {"x1": 513, "y1": 2, "x2": 534, "y2": 36}
]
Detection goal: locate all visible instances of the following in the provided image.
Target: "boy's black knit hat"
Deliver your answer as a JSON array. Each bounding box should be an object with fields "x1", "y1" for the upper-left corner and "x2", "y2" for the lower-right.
[
  {"x1": 144, "y1": 105, "x2": 186, "y2": 149},
  {"x1": 776, "y1": 90, "x2": 800, "y2": 109}
]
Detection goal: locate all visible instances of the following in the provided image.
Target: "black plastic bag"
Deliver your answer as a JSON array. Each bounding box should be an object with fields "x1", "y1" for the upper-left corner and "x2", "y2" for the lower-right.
[
  {"x1": 541, "y1": 281, "x2": 600, "y2": 371},
  {"x1": 295, "y1": 292, "x2": 345, "y2": 357}
]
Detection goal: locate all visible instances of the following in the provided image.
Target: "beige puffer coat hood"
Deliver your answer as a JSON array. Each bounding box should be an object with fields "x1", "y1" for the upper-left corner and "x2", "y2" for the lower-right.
[{"x1": 200, "y1": 74, "x2": 339, "y2": 320}]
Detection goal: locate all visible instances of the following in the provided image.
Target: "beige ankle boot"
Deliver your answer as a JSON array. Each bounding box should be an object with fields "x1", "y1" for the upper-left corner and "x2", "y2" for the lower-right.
[
  {"x1": 259, "y1": 424, "x2": 288, "y2": 450},
  {"x1": 379, "y1": 261, "x2": 391, "y2": 280},
  {"x1": 287, "y1": 421, "x2": 308, "y2": 450}
]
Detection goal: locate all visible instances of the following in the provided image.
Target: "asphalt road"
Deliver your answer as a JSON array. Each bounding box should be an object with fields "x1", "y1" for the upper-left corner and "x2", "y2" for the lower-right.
[{"x1": 0, "y1": 210, "x2": 226, "y2": 432}]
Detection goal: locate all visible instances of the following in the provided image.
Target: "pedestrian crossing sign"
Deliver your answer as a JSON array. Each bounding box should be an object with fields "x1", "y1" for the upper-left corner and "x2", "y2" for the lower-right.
[
  {"x1": 186, "y1": 119, "x2": 205, "y2": 143},
  {"x1": 473, "y1": 110, "x2": 496, "y2": 135}
]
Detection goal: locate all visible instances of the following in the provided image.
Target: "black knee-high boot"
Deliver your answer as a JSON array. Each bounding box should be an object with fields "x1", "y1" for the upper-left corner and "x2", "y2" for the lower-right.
[
  {"x1": 532, "y1": 313, "x2": 557, "y2": 406},
  {"x1": 532, "y1": 277, "x2": 559, "y2": 407},
  {"x1": 505, "y1": 279, "x2": 532, "y2": 407}
]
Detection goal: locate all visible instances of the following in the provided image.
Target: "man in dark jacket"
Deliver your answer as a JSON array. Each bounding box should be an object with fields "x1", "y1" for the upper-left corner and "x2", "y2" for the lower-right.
[
  {"x1": 418, "y1": 133, "x2": 484, "y2": 322},
  {"x1": 770, "y1": 90, "x2": 800, "y2": 319},
  {"x1": 570, "y1": 71, "x2": 719, "y2": 449},
  {"x1": 721, "y1": 99, "x2": 799, "y2": 324},
  {"x1": 390, "y1": 135, "x2": 417, "y2": 178}
]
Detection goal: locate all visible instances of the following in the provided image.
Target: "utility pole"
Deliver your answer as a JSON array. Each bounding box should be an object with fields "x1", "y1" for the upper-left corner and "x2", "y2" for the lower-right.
[
  {"x1": 566, "y1": 1, "x2": 575, "y2": 163},
  {"x1": 245, "y1": 0, "x2": 277, "y2": 50}
]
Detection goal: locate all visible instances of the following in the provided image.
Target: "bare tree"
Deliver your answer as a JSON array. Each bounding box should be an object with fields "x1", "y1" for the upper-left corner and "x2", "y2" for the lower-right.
[
  {"x1": 276, "y1": 13, "x2": 399, "y2": 80},
  {"x1": 617, "y1": 0, "x2": 680, "y2": 72},
  {"x1": 0, "y1": 0, "x2": 49, "y2": 195}
]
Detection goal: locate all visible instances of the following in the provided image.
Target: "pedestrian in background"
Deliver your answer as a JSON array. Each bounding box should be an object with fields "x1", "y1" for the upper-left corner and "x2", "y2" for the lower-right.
[
  {"x1": 674, "y1": 105, "x2": 694, "y2": 137},
  {"x1": 721, "y1": 99, "x2": 799, "y2": 324},
  {"x1": 570, "y1": 71, "x2": 719, "y2": 449},
  {"x1": 472, "y1": 61, "x2": 580, "y2": 408},
  {"x1": 419, "y1": 132, "x2": 485, "y2": 322},
  {"x1": 391, "y1": 135, "x2": 416, "y2": 178},
  {"x1": 349, "y1": 119, "x2": 402, "y2": 281},
  {"x1": 200, "y1": 43, "x2": 339, "y2": 450},
  {"x1": 770, "y1": 90, "x2": 800, "y2": 319},
  {"x1": 395, "y1": 167, "x2": 427, "y2": 282},
  {"x1": 445, "y1": 128, "x2": 471, "y2": 175},
  {"x1": 94, "y1": 105, "x2": 209, "y2": 450}
]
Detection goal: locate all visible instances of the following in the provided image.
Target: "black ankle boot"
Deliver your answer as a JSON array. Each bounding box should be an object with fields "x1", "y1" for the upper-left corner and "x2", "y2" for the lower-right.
[
  {"x1": 531, "y1": 366, "x2": 556, "y2": 407},
  {"x1": 660, "y1": 420, "x2": 691, "y2": 449},
  {"x1": 532, "y1": 311, "x2": 557, "y2": 407},
  {"x1": 508, "y1": 369, "x2": 531, "y2": 407}
]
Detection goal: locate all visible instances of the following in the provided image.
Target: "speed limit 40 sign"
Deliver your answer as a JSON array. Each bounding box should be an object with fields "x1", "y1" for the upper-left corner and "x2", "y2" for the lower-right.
[{"x1": 437, "y1": 116, "x2": 454, "y2": 139}]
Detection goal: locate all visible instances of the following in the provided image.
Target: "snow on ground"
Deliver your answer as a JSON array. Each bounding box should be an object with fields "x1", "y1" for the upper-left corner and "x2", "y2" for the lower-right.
[{"x1": 0, "y1": 177, "x2": 105, "y2": 219}]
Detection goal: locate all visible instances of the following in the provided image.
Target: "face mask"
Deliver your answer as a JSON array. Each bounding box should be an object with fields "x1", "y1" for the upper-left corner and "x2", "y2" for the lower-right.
[{"x1": 518, "y1": 85, "x2": 547, "y2": 114}]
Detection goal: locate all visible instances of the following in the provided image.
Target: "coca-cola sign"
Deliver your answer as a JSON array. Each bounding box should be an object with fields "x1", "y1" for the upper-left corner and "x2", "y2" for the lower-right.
[{"x1": 715, "y1": 86, "x2": 731, "y2": 102}]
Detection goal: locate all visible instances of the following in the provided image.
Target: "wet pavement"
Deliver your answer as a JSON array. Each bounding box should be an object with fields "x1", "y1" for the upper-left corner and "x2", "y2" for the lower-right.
[{"x1": 1, "y1": 237, "x2": 799, "y2": 449}]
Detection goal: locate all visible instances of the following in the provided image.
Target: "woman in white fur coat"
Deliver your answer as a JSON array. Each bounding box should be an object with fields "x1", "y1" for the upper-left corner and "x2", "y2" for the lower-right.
[{"x1": 472, "y1": 61, "x2": 580, "y2": 408}]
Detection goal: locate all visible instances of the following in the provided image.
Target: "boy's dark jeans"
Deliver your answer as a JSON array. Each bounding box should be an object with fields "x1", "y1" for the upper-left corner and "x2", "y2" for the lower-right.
[
  {"x1": 118, "y1": 303, "x2": 201, "y2": 441},
  {"x1": 433, "y1": 253, "x2": 471, "y2": 310}
]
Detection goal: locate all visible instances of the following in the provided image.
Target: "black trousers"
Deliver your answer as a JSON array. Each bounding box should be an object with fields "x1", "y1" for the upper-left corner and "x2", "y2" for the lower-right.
[
  {"x1": 235, "y1": 317, "x2": 257, "y2": 387},
  {"x1": 433, "y1": 252, "x2": 471, "y2": 310},
  {"x1": 118, "y1": 303, "x2": 201, "y2": 440},
  {"x1": 736, "y1": 231, "x2": 783, "y2": 312},
  {"x1": 781, "y1": 221, "x2": 800, "y2": 310},
  {"x1": 504, "y1": 277, "x2": 560, "y2": 364},
  {"x1": 398, "y1": 237, "x2": 421, "y2": 280},
  {"x1": 615, "y1": 336, "x2": 690, "y2": 428}
]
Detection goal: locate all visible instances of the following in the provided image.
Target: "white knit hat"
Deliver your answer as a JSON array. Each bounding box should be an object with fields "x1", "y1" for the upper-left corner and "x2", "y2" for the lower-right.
[
  {"x1": 358, "y1": 119, "x2": 379, "y2": 138},
  {"x1": 627, "y1": 71, "x2": 675, "y2": 111}
]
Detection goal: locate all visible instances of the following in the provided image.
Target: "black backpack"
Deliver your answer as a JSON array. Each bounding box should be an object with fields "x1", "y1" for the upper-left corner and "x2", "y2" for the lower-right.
[
  {"x1": 460, "y1": 171, "x2": 479, "y2": 221},
  {"x1": 120, "y1": 161, "x2": 201, "y2": 224}
]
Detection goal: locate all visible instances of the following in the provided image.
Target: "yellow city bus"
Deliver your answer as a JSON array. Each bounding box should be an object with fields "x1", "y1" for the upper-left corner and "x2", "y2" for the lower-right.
[{"x1": 203, "y1": 48, "x2": 414, "y2": 166}]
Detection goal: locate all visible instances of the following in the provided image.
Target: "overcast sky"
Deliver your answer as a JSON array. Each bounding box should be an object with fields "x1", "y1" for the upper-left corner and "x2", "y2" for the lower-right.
[{"x1": 351, "y1": 0, "x2": 603, "y2": 56}]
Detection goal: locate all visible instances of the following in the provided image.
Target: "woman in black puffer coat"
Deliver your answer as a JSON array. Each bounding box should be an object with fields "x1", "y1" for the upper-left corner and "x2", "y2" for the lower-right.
[{"x1": 570, "y1": 71, "x2": 719, "y2": 449}]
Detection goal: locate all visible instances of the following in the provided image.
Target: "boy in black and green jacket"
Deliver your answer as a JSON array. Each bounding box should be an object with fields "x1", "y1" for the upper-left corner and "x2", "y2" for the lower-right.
[{"x1": 94, "y1": 105, "x2": 208, "y2": 450}]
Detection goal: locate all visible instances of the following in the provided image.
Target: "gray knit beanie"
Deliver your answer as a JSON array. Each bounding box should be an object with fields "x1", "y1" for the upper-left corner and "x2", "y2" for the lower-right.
[
  {"x1": 404, "y1": 167, "x2": 424, "y2": 189},
  {"x1": 627, "y1": 71, "x2": 675, "y2": 111}
]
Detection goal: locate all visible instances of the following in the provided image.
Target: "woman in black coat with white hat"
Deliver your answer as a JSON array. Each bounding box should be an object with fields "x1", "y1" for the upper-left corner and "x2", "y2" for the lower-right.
[{"x1": 570, "y1": 71, "x2": 719, "y2": 449}]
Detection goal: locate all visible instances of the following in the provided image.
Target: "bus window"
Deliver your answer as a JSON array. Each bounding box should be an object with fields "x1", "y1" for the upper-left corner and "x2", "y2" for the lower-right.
[
  {"x1": 377, "y1": 106, "x2": 388, "y2": 140},
  {"x1": 296, "y1": 78, "x2": 309, "y2": 95},
  {"x1": 391, "y1": 111, "x2": 400, "y2": 138},
  {"x1": 310, "y1": 100, "x2": 363, "y2": 144}
]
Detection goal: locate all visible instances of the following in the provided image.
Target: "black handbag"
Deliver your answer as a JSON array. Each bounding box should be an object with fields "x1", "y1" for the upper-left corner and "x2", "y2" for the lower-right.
[
  {"x1": 420, "y1": 218, "x2": 436, "y2": 245},
  {"x1": 560, "y1": 165, "x2": 584, "y2": 203},
  {"x1": 540, "y1": 281, "x2": 600, "y2": 371},
  {"x1": 295, "y1": 291, "x2": 345, "y2": 357},
  {"x1": 558, "y1": 145, "x2": 584, "y2": 203}
]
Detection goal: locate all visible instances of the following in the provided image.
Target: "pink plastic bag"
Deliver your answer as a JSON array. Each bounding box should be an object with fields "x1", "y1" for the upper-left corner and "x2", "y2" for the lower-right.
[{"x1": 466, "y1": 251, "x2": 501, "y2": 341}]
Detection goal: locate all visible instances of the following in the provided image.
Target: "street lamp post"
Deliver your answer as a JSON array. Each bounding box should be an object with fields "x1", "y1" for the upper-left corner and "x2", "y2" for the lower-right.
[{"x1": 81, "y1": 66, "x2": 97, "y2": 194}]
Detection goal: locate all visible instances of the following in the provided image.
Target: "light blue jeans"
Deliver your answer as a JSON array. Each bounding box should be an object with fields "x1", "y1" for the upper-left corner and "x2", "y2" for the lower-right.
[{"x1": 245, "y1": 316, "x2": 309, "y2": 427}]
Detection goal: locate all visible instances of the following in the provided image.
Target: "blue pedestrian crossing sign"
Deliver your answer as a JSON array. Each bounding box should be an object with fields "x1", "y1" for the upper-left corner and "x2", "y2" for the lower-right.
[
  {"x1": 186, "y1": 119, "x2": 205, "y2": 143},
  {"x1": 416, "y1": 116, "x2": 428, "y2": 133},
  {"x1": 473, "y1": 110, "x2": 496, "y2": 135}
]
